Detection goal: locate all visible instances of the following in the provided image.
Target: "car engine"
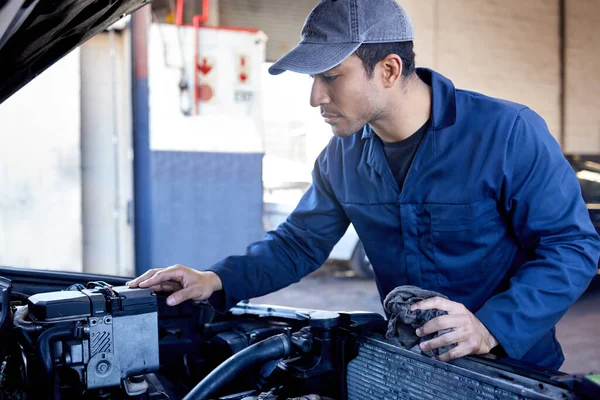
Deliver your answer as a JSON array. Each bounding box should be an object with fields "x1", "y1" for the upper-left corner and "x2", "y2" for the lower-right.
[
  {"x1": 1, "y1": 270, "x2": 599, "y2": 400},
  {"x1": 1, "y1": 279, "x2": 159, "y2": 399}
]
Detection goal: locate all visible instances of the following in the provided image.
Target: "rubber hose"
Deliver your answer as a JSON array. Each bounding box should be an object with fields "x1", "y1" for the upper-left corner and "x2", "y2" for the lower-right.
[
  {"x1": 183, "y1": 333, "x2": 291, "y2": 400},
  {"x1": 36, "y1": 324, "x2": 75, "y2": 382},
  {"x1": 13, "y1": 307, "x2": 42, "y2": 332}
]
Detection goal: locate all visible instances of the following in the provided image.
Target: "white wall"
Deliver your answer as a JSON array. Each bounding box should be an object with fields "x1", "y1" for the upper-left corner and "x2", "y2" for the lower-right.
[
  {"x1": 0, "y1": 29, "x2": 135, "y2": 276},
  {"x1": 261, "y1": 64, "x2": 331, "y2": 166},
  {"x1": 149, "y1": 23, "x2": 266, "y2": 154},
  {"x1": 81, "y1": 30, "x2": 135, "y2": 277},
  {"x1": 0, "y1": 49, "x2": 83, "y2": 272}
]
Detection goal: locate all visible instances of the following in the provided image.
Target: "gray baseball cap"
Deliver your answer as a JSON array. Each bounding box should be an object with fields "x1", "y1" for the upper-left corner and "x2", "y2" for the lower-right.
[{"x1": 268, "y1": 0, "x2": 414, "y2": 76}]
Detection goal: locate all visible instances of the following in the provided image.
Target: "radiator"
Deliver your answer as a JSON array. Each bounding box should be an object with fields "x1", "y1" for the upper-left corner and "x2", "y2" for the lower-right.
[{"x1": 346, "y1": 336, "x2": 574, "y2": 400}]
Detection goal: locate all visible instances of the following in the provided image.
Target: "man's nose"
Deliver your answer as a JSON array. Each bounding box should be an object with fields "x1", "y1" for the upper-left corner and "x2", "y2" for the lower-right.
[{"x1": 310, "y1": 78, "x2": 330, "y2": 108}]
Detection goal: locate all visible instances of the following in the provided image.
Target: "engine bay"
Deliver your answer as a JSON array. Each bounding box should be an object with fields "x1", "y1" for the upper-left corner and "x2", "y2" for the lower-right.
[{"x1": 0, "y1": 268, "x2": 599, "y2": 400}]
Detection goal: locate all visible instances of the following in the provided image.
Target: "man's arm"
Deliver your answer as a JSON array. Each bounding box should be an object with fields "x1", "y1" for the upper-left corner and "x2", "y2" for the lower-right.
[
  {"x1": 206, "y1": 148, "x2": 350, "y2": 311},
  {"x1": 473, "y1": 108, "x2": 600, "y2": 360},
  {"x1": 130, "y1": 145, "x2": 350, "y2": 311},
  {"x1": 412, "y1": 108, "x2": 600, "y2": 362}
]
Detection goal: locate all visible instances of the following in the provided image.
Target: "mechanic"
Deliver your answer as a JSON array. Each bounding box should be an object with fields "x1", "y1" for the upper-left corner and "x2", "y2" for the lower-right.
[{"x1": 127, "y1": 0, "x2": 600, "y2": 370}]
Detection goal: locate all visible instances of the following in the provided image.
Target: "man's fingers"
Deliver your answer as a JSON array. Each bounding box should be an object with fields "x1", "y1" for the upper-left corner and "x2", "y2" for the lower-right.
[
  {"x1": 419, "y1": 329, "x2": 463, "y2": 353},
  {"x1": 416, "y1": 314, "x2": 467, "y2": 337},
  {"x1": 436, "y1": 341, "x2": 472, "y2": 362},
  {"x1": 127, "y1": 268, "x2": 163, "y2": 288},
  {"x1": 411, "y1": 296, "x2": 461, "y2": 313},
  {"x1": 139, "y1": 267, "x2": 185, "y2": 288},
  {"x1": 127, "y1": 265, "x2": 214, "y2": 306},
  {"x1": 148, "y1": 282, "x2": 182, "y2": 293},
  {"x1": 166, "y1": 286, "x2": 210, "y2": 306}
]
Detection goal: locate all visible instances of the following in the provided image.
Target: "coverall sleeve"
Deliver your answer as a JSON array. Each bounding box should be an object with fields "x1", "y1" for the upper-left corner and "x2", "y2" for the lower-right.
[
  {"x1": 475, "y1": 108, "x2": 600, "y2": 359},
  {"x1": 206, "y1": 146, "x2": 350, "y2": 312}
]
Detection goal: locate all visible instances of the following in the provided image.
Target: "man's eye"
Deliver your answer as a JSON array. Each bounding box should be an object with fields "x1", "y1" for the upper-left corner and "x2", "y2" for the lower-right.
[{"x1": 323, "y1": 75, "x2": 338, "y2": 82}]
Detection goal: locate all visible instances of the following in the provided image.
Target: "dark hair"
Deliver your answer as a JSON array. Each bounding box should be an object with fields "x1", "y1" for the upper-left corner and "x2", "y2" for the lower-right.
[{"x1": 354, "y1": 41, "x2": 416, "y2": 79}]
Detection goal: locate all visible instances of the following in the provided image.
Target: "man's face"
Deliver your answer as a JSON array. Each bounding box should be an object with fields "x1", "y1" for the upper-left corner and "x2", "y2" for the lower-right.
[{"x1": 310, "y1": 54, "x2": 384, "y2": 137}]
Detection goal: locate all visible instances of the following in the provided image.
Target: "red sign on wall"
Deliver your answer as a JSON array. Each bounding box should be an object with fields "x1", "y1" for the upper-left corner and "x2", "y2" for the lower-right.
[
  {"x1": 197, "y1": 84, "x2": 213, "y2": 102},
  {"x1": 194, "y1": 55, "x2": 216, "y2": 109},
  {"x1": 237, "y1": 54, "x2": 249, "y2": 84},
  {"x1": 198, "y1": 58, "x2": 213, "y2": 75}
]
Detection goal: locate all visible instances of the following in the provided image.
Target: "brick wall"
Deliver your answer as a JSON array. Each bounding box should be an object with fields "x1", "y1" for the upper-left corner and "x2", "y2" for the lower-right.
[
  {"x1": 564, "y1": 0, "x2": 600, "y2": 154},
  {"x1": 402, "y1": 0, "x2": 561, "y2": 141},
  {"x1": 217, "y1": 0, "x2": 600, "y2": 152}
]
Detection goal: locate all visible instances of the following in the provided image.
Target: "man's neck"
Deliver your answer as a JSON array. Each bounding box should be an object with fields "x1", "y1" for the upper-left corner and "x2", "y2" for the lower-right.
[{"x1": 370, "y1": 76, "x2": 432, "y2": 143}]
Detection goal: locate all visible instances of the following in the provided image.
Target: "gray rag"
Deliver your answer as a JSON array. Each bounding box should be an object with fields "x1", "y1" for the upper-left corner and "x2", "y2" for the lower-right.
[{"x1": 383, "y1": 285, "x2": 457, "y2": 357}]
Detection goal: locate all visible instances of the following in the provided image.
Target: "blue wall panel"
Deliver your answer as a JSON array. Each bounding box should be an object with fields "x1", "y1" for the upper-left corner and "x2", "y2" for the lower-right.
[
  {"x1": 133, "y1": 77, "x2": 153, "y2": 275},
  {"x1": 150, "y1": 151, "x2": 264, "y2": 271}
]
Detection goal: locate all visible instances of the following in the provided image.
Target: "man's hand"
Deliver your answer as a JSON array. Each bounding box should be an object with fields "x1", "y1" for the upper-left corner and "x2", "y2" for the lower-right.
[
  {"x1": 126, "y1": 264, "x2": 223, "y2": 306},
  {"x1": 410, "y1": 296, "x2": 499, "y2": 362}
]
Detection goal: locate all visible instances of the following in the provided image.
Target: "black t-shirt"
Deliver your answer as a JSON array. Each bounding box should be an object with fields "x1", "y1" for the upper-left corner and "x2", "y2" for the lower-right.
[{"x1": 382, "y1": 119, "x2": 430, "y2": 190}]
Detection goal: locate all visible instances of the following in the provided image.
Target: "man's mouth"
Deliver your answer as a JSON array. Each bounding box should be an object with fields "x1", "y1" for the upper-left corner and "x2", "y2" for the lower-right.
[{"x1": 322, "y1": 113, "x2": 341, "y2": 123}]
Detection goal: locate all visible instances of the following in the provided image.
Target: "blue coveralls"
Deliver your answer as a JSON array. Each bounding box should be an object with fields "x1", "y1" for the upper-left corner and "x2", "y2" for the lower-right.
[{"x1": 208, "y1": 68, "x2": 600, "y2": 369}]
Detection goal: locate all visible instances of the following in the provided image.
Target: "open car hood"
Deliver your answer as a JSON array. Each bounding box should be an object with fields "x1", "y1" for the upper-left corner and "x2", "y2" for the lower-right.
[{"x1": 0, "y1": 0, "x2": 147, "y2": 105}]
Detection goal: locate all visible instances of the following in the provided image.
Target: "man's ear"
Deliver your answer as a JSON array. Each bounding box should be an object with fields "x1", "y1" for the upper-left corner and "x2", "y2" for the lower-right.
[{"x1": 379, "y1": 54, "x2": 403, "y2": 88}]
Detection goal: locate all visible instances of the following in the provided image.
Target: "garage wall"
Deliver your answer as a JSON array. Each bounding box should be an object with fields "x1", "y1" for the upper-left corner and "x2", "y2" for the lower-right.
[
  {"x1": 219, "y1": 0, "x2": 317, "y2": 62},
  {"x1": 219, "y1": 0, "x2": 563, "y2": 143},
  {"x1": 564, "y1": 0, "x2": 600, "y2": 154},
  {"x1": 398, "y1": 0, "x2": 436, "y2": 69},
  {"x1": 81, "y1": 31, "x2": 135, "y2": 277},
  {"x1": 152, "y1": 0, "x2": 220, "y2": 25},
  {"x1": 0, "y1": 50, "x2": 83, "y2": 272},
  {"x1": 147, "y1": 24, "x2": 266, "y2": 271},
  {"x1": 398, "y1": 0, "x2": 561, "y2": 141},
  {"x1": 0, "y1": 30, "x2": 135, "y2": 275},
  {"x1": 405, "y1": 0, "x2": 599, "y2": 151}
]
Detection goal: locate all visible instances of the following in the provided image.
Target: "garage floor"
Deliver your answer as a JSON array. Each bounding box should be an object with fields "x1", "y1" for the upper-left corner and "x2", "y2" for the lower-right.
[{"x1": 253, "y1": 263, "x2": 600, "y2": 375}]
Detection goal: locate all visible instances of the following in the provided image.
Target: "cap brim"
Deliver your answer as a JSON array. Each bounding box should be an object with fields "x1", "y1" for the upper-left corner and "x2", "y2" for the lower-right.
[{"x1": 268, "y1": 42, "x2": 362, "y2": 75}]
